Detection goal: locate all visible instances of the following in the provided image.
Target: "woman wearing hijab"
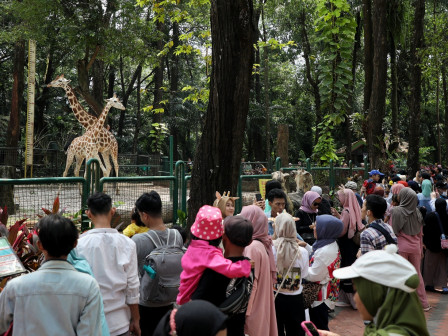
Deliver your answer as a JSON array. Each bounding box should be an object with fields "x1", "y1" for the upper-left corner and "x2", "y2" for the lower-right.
[
  {"x1": 423, "y1": 198, "x2": 448, "y2": 294},
  {"x1": 240, "y1": 205, "x2": 278, "y2": 336},
  {"x1": 418, "y1": 179, "x2": 433, "y2": 213},
  {"x1": 153, "y1": 300, "x2": 227, "y2": 336},
  {"x1": 304, "y1": 215, "x2": 343, "y2": 331},
  {"x1": 391, "y1": 187, "x2": 430, "y2": 310},
  {"x1": 295, "y1": 191, "x2": 322, "y2": 245},
  {"x1": 331, "y1": 188, "x2": 364, "y2": 309},
  {"x1": 384, "y1": 183, "x2": 405, "y2": 224},
  {"x1": 272, "y1": 213, "x2": 309, "y2": 336},
  {"x1": 322, "y1": 245, "x2": 430, "y2": 336}
]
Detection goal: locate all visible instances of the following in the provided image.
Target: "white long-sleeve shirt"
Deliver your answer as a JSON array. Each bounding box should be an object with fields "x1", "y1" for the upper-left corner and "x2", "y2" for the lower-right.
[{"x1": 77, "y1": 228, "x2": 140, "y2": 336}]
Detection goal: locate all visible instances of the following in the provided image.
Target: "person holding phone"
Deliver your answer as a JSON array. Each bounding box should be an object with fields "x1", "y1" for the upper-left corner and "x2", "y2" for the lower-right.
[{"x1": 317, "y1": 244, "x2": 430, "y2": 336}]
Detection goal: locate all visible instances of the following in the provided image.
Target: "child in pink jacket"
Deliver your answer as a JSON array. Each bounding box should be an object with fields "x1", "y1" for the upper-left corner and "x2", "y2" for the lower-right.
[{"x1": 176, "y1": 205, "x2": 251, "y2": 305}]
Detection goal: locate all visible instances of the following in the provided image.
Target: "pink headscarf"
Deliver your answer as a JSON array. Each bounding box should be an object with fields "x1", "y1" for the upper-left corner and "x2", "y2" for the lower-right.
[
  {"x1": 300, "y1": 191, "x2": 321, "y2": 214},
  {"x1": 337, "y1": 188, "x2": 364, "y2": 239},
  {"x1": 240, "y1": 205, "x2": 276, "y2": 281},
  {"x1": 391, "y1": 183, "x2": 405, "y2": 195}
]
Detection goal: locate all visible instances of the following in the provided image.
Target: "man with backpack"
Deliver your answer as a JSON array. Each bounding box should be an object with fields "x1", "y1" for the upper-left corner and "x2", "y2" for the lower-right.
[
  {"x1": 132, "y1": 191, "x2": 184, "y2": 336},
  {"x1": 359, "y1": 195, "x2": 397, "y2": 256}
]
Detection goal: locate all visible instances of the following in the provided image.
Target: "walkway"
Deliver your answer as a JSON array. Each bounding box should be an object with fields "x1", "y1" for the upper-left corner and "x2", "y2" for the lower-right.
[{"x1": 329, "y1": 290, "x2": 448, "y2": 335}]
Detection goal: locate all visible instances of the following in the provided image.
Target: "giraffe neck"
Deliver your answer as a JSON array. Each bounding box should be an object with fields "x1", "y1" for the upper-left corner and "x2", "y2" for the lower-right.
[
  {"x1": 92, "y1": 103, "x2": 112, "y2": 139},
  {"x1": 63, "y1": 85, "x2": 96, "y2": 130}
]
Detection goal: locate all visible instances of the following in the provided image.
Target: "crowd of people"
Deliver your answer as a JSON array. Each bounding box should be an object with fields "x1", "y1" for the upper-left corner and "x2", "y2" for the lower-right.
[{"x1": 2, "y1": 164, "x2": 447, "y2": 335}]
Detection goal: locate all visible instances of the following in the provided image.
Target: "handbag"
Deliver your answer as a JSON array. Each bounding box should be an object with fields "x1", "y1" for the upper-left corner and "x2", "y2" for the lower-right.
[
  {"x1": 435, "y1": 213, "x2": 448, "y2": 249},
  {"x1": 302, "y1": 281, "x2": 321, "y2": 309}
]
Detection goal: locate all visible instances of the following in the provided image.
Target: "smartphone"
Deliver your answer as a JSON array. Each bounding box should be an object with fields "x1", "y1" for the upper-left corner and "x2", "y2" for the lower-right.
[
  {"x1": 301, "y1": 321, "x2": 320, "y2": 336},
  {"x1": 255, "y1": 193, "x2": 262, "y2": 202}
]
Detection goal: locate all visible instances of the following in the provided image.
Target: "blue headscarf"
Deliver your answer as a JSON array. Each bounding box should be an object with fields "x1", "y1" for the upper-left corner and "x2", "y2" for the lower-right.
[
  {"x1": 421, "y1": 179, "x2": 432, "y2": 198},
  {"x1": 312, "y1": 215, "x2": 344, "y2": 252}
]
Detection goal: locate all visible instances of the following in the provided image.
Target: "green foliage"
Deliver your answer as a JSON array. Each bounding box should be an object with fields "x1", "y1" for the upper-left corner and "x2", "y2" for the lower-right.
[
  {"x1": 176, "y1": 209, "x2": 187, "y2": 227},
  {"x1": 149, "y1": 122, "x2": 169, "y2": 153}
]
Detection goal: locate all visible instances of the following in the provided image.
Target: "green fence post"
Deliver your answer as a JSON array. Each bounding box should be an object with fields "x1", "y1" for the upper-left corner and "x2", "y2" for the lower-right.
[
  {"x1": 363, "y1": 156, "x2": 368, "y2": 179},
  {"x1": 275, "y1": 157, "x2": 281, "y2": 171},
  {"x1": 329, "y1": 159, "x2": 335, "y2": 192},
  {"x1": 81, "y1": 177, "x2": 90, "y2": 231},
  {"x1": 169, "y1": 135, "x2": 174, "y2": 176},
  {"x1": 175, "y1": 160, "x2": 185, "y2": 220},
  {"x1": 183, "y1": 176, "x2": 190, "y2": 214},
  {"x1": 173, "y1": 172, "x2": 178, "y2": 225},
  {"x1": 306, "y1": 158, "x2": 311, "y2": 172}
]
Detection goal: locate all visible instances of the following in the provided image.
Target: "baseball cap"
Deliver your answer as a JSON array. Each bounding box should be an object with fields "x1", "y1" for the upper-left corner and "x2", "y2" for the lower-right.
[
  {"x1": 369, "y1": 170, "x2": 385, "y2": 176},
  {"x1": 333, "y1": 245, "x2": 418, "y2": 293}
]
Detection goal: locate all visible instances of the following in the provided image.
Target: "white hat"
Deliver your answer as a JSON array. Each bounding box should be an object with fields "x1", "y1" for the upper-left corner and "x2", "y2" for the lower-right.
[
  {"x1": 333, "y1": 245, "x2": 418, "y2": 293},
  {"x1": 310, "y1": 186, "x2": 322, "y2": 196}
]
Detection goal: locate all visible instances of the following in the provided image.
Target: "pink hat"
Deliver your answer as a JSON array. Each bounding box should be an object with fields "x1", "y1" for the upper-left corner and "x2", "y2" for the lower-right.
[{"x1": 190, "y1": 205, "x2": 223, "y2": 240}]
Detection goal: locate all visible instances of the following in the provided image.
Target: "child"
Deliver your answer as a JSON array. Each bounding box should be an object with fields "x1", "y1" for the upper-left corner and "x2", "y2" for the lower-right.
[
  {"x1": 176, "y1": 205, "x2": 251, "y2": 305},
  {"x1": 123, "y1": 207, "x2": 148, "y2": 238}
]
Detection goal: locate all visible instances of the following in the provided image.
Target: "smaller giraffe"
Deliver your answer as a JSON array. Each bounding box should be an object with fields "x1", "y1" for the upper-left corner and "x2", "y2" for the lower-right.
[{"x1": 63, "y1": 94, "x2": 125, "y2": 193}]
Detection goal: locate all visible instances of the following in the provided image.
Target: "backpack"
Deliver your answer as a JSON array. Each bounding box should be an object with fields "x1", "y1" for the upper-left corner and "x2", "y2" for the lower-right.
[
  {"x1": 140, "y1": 229, "x2": 184, "y2": 304},
  {"x1": 219, "y1": 266, "x2": 254, "y2": 315}
]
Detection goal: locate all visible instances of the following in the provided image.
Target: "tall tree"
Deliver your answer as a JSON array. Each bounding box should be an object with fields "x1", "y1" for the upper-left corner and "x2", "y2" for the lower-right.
[
  {"x1": 407, "y1": 0, "x2": 425, "y2": 175},
  {"x1": 366, "y1": 0, "x2": 388, "y2": 169},
  {"x1": 188, "y1": 0, "x2": 256, "y2": 224}
]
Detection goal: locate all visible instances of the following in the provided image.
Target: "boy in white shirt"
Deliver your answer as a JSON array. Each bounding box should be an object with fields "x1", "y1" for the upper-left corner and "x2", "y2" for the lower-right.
[{"x1": 77, "y1": 192, "x2": 140, "y2": 336}]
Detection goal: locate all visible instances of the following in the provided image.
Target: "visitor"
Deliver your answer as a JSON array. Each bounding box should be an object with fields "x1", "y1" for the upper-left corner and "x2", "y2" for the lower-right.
[
  {"x1": 361, "y1": 170, "x2": 384, "y2": 197},
  {"x1": 423, "y1": 198, "x2": 448, "y2": 294},
  {"x1": 266, "y1": 188, "x2": 288, "y2": 236},
  {"x1": 191, "y1": 215, "x2": 253, "y2": 336},
  {"x1": 76, "y1": 192, "x2": 140, "y2": 336},
  {"x1": 310, "y1": 186, "x2": 332, "y2": 215},
  {"x1": 0, "y1": 214, "x2": 103, "y2": 335},
  {"x1": 295, "y1": 190, "x2": 321, "y2": 245},
  {"x1": 153, "y1": 300, "x2": 227, "y2": 336},
  {"x1": 385, "y1": 183, "x2": 405, "y2": 223},
  {"x1": 418, "y1": 174, "x2": 433, "y2": 213},
  {"x1": 272, "y1": 213, "x2": 309, "y2": 336},
  {"x1": 177, "y1": 205, "x2": 251, "y2": 305},
  {"x1": 240, "y1": 205, "x2": 278, "y2": 336},
  {"x1": 331, "y1": 188, "x2": 364, "y2": 309},
  {"x1": 359, "y1": 195, "x2": 397, "y2": 256},
  {"x1": 123, "y1": 207, "x2": 148, "y2": 238},
  {"x1": 305, "y1": 215, "x2": 343, "y2": 331},
  {"x1": 390, "y1": 188, "x2": 431, "y2": 311},
  {"x1": 345, "y1": 181, "x2": 363, "y2": 208},
  {"x1": 262, "y1": 180, "x2": 283, "y2": 216},
  {"x1": 319, "y1": 245, "x2": 430, "y2": 336},
  {"x1": 213, "y1": 191, "x2": 237, "y2": 218},
  {"x1": 132, "y1": 191, "x2": 184, "y2": 336}
]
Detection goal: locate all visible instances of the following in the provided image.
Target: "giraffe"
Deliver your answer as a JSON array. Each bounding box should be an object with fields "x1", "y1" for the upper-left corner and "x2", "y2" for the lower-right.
[
  {"x1": 47, "y1": 75, "x2": 119, "y2": 178},
  {"x1": 63, "y1": 94, "x2": 125, "y2": 193}
]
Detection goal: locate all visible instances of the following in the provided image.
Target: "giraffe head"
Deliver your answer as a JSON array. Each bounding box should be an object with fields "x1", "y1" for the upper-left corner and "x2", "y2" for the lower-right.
[
  {"x1": 105, "y1": 94, "x2": 126, "y2": 110},
  {"x1": 47, "y1": 74, "x2": 71, "y2": 88}
]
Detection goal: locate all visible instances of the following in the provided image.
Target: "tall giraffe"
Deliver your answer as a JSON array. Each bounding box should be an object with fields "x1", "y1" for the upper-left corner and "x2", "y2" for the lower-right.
[
  {"x1": 47, "y1": 75, "x2": 119, "y2": 178},
  {"x1": 63, "y1": 94, "x2": 125, "y2": 185}
]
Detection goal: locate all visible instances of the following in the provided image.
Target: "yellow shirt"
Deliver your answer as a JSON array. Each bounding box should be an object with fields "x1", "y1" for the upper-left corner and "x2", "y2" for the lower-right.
[{"x1": 123, "y1": 223, "x2": 149, "y2": 238}]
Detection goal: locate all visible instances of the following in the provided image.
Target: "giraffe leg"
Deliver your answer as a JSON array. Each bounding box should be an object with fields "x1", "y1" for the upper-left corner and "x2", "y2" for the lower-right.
[
  {"x1": 61, "y1": 149, "x2": 75, "y2": 195},
  {"x1": 91, "y1": 153, "x2": 108, "y2": 193},
  {"x1": 101, "y1": 150, "x2": 112, "y2": 177},
  {"x1": 74, "y1": 156, "x2": 84, "y2": 195},
  {"x1": 111, "y1": 149, "x2": 119, "y2": 195}
]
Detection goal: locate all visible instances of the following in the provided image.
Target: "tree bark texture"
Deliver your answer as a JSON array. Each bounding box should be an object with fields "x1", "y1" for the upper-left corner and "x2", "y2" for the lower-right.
[
  {"x1": 35, "y1": 48, "x2": 55, "y2": 137},
  {"x1": 363, "y1": 0, "x2": 373, "y2": 140},
  {"x1": 388, "y1": 31, "x2": 399, "y2": 154},
  {"x1": 407, "y1": 0, "x2": 425, "y2": 175},
  {"x1": 6, "y1": 40, "x2": 25, "y2": 162},
  {"x1": 442, "y1": 65, "x2": 448, "y2": 163},
  {"x1": 188, "y1": 0, "x2": 256, "y2": 225},
  {"x1": 277, "y1": 124, "x2": 289, "y2": 167},
  {"x1": 366, "y1": 0, "x2": 388, "y2": 170}
]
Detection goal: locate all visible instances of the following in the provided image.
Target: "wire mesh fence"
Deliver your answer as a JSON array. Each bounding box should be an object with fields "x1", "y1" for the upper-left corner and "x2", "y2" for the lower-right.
[{"x1": 0, "y1": 178, "x2": 85, "y2": 230}]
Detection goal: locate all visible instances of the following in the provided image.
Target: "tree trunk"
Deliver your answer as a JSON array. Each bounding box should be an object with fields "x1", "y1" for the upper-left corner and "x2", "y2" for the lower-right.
[
  {"x1": 366, "y1": 0, "x2": 388, "y2": 170},
  {"x1": 169, "y1": 21, "x2": 180, "y2": 160},
  {"x1": 442, "y1": 64, "x2": 448, "y2": 164},
  {"x1": 6, "y1": 40, "x2": 25, "y2": 164},
  {"x1": 152, "y1": 20, "x2": 165, "y2": 125},
  {"x1": 76, "y1": 58, "x2": 103, "y2": 117},
  {"x1": 407, "y1": 0, "x2": 425, "y2": 176},
  {"x1": 35, "y1": 48, "x2": 55, "y2": 137},
  {"x1": 277, "y1": 124, "x2": 289, "y2": 167},
  {"x1": 345, "y1": 11, "x2": 361, "y2": 163},
  {"x1": 388, "y1": 31, "x2": 399, "y2": 154},
  {"x1": 107, "y1": 66, "x2": 115, "y2": 129},
  {"x1": 188, "y1": 0, "x2": 256, "y2": 225},
  {"x1": 299, "y1": 9, "x2": 321, "y2": 145},
  {"x1": 133, "y1": 69, "x2": 142, "y2": 154},
  {"x1": 363, "y1": 0, "x2": 373, "y2": 140}
]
